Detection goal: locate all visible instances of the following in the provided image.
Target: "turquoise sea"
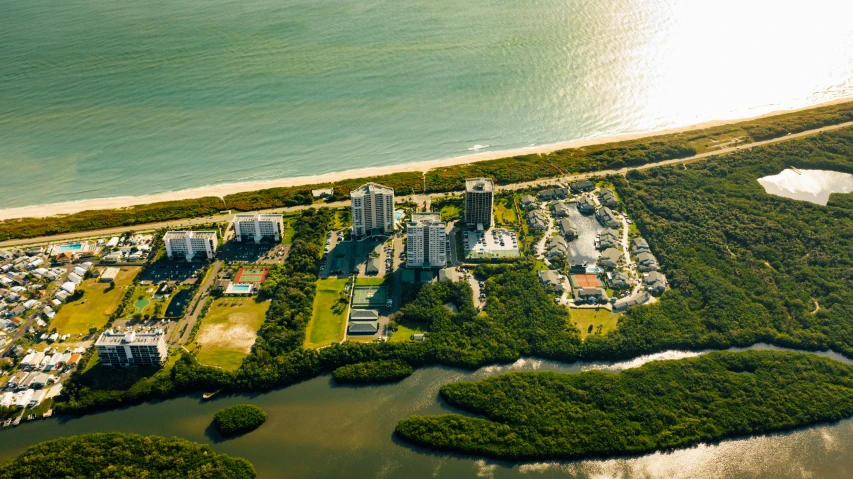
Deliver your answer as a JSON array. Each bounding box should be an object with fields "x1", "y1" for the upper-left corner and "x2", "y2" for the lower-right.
[{"x1": 1, "y1": 0, "x2": 852, "y2": 209}]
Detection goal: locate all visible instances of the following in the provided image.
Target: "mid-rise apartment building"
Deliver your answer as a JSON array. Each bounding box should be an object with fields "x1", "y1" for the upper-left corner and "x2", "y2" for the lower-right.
[
  {"x1": 95, "y1": 329, "x2": 168, "y2": 367},
  {"x1": 406, "y1": 213, "x2": 447, "y2": 269},
  {"x1": 163, "y1": 231, "x2": 217, "y2": 261},
  {"x1": 351, "y1": 183, "x2": 395, "y2": 237},
  {"x1": 233, "y1": 213, "x2": 284, "y2": 243},
  {"x1": 464, "y1": 178, "x2": 494, "y2": 229}
]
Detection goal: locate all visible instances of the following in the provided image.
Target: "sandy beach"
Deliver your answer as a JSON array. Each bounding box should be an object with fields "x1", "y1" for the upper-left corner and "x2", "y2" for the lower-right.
[{"x1": 1, "y1": 97, "x2": 851, "y2": 222}]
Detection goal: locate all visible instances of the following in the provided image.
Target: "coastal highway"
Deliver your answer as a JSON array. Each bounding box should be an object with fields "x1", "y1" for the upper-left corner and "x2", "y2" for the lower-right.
[{"x1": 3, "y1": 119, "x2": 852, "y2": 249}]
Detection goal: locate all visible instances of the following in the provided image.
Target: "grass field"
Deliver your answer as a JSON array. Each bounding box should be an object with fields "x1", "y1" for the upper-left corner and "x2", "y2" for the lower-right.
[
  {"x1": 355, "y1": 277, "x2": 387, "y2": 286},
  {"x1": 281, "y1": 216, "x2": 298, "y2": 244},
  {"x1": 390, "y1": 321, "x2": 429, "y2": 343},
  {"x1": 305, "y1": 278, "x2": 350, "y2": 349},
  {"x1": 51, "y1": 267, "x2": 140, "y2": 334},
  {"x1": 495, "y1": 199, "x2": 518, "y2": 224},
  {"x1": 570, "y1": 308, "x2": 622, "y2": 340},
  {"x1": 195, "y1": 297, "x2": 270, "y2": 370}
]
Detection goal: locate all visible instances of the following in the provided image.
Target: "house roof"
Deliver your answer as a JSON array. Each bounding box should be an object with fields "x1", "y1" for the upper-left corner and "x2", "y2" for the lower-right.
[
  {"x1": 600, "y1": 248, "x2": 621, "y2": 264},
  {"x1": 350, "y1": 309, "x2": 379, "y2": 321},
  {"x1": 558, "y1": 218, "x2": 576, "y2": 233},
  {"x1": 637, "y1": 252, "x2": 657, "y2": 263},
  {"x1": 347, "y1": 322, "x2": 379, "y2": 333},
  {"x1": 538, "y1": 270, "x2": 562, "y2": 285},
  {"x1": 632, "y1": 237, "x2": 649, "y2": 249},
  {"x1": 520, "y1": 195, "x2": 536, "y2": 204}
]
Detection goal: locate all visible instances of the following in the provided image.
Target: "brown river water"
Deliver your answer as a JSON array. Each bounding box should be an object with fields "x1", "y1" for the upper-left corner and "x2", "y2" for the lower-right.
[{"x1": 1, "y1": 344, "x2": 852, "y2": 478}]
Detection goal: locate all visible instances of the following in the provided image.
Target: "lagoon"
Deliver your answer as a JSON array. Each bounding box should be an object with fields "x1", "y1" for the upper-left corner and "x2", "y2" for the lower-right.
[{"x1": 3, "y1": 345, "x2": 853, "y2": 478}]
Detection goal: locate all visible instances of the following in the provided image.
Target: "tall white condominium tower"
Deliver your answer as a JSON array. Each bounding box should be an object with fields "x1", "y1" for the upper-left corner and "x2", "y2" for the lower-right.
[
  {"x1": 465, "y1": 178, "x2": 494, "y2": 229},
  {"x1": 95, "y1": 329, "x2": 168, "y2": 367},
  {"x1": 233, "y1": 213, "x2": 284, "y2": 243},
  {"x1": 406, "y1": 213, "x2": 447, "y2": 269},
  {"x1": 163, "y1": 231, "x2": 218, "y2": 261},
  {"x1": 351, "y1": 182, "x2": 395, "y2": 237}
]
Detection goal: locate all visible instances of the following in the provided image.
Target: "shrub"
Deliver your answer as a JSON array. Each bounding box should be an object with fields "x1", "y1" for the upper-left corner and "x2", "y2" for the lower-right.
[
  {"x1": 333, "y1": 360, "x2": 414, "y2": 384},
  {"x1": 213, "y1": 404, "x2": 268, "y2": 437}
]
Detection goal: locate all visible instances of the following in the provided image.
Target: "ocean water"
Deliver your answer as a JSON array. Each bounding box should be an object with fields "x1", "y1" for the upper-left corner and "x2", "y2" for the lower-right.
[{"x1": 1, "y1": 0, "x2": 852, "y2": 209}]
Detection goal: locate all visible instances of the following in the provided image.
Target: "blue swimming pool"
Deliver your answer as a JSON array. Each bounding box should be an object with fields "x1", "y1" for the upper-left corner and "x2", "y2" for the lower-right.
[
  {"x1": 394, "y1": 210, "x2": 404, "y2": 221},
  {"x1": 227, "y1": 283, "x2": 253, "y2": 293},
  {"x1": 55, "y1": 243, "x2": 84, "y2": 253}
]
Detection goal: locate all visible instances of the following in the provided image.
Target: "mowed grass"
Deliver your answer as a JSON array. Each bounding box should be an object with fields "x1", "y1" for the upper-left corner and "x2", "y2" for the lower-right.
[
  {"x1": 51, "y1": 267, "x2": 140, "y2": 334},
  {"x1": 305, "y1": 278, "x2": 350, "y2": 349},
  {"x1": 195, "y1": 297, "x2": 270, "y2": 371},
  {"x1": 495, "y1": 200, "x2": 517, "y2": 224},
  {"x1": 570, "y1": 308, "x2": 622, "y2": 340},
  {"x1": 390, "y1": 321, "x2": 429, "y2": 343}
]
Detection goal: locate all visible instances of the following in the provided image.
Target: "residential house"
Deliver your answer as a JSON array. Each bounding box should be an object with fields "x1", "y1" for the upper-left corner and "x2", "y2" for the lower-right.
[
  {"x1": 598, "y1": 229, "x2": 621, "y2": 250},
  {"x1": 365, "y1": 258, "x2": 381, "y2": 275},
  {"x1": 595, "y1": 206, "x2": 621, "y2": 228},
  {"x1": 558, "y1": 218, "x2": 578, "y2": 240},
  {"x1": 598, "y1": 248, "x2": 621, "y2": 269},
  {"x1": 350, "y1": 309, "x2": 379, "y2": 321},
  {"x1": 577, "y1": 197, "x2": 595, "y2": 214},
  {"x1": 537, "y1": 188, "x2": 568, "y2": 201},
  {"x1": 637, "y1": 252, "x2": 660, "y2": 272},
  {"x1": 609, "y1": 271, "x2": 632, "y2": 289},
  {"x1": 527, "y1": 210, "x2": 549, "y2": 230},
  {"x1": 598, "y1": 188, "x2": 618, "y2": 208},
  {"x1": 519, "y1": 195, "x2": 537, "y2": 209},
  {"x1": 613, "y1": 291, "x2": 650, "y2": 312},
  {"x1": 537, "y1": 270, "x2": 565, "y2": 293},
  {"x1": 631, "y1": 237, "x2": 650, "y2": 255},
  {"x1": 573, "y1": 287, "x2": 608, "y2": 303},
  {"x1": 551, "y1": 202, "x2": 571, "y2": 218},
  {"x1": 644, "y1": 271, "x2": 668, "y2": 295},
  {"x1": 545, "y1": 236, "x2": 569, "y2": 259},
  {"x1": 570, "y1": 181, "x2": 595, "y2": 193}
]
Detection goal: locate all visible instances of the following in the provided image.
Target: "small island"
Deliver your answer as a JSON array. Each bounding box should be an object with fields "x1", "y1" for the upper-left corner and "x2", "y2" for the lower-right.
[
  {"x1": 396, "y1": 351, "x2": 853, "y2": 460},
  {"x1": 333, "y1": 360, "x2": 414, "y2": 384},
  {"x1": 213, "y1": 404, "x2": 268, "y2": 437},
  {"x1": 0, "y1": 432, "x2": 255, "y2": 478}
]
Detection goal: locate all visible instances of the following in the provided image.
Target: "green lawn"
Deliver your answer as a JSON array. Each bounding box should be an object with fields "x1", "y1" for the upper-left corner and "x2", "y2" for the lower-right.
[
  {"x1": 305, "y1": 278, "x2": 350, "y2": 349},
  {"x1": 51, "y1": 267, "x2": 140, "y2": 334},
  {"x1": 281, "y1": 216, "x2": 298, "y2": 244},
  {"x1": 437, "y1": 200, "x2": 463, "y2": 222},
  {"x1": 390, "y1": 321, "x2": 429, "y2": 343},
  {"x1": 195, "y1": 297, "x2": 270, "y2": 371},
  {"x1": 356, "y1": 277, "x2": 387, "y2": 286},
  {"x1": 570, "y1": 308, "x2": 622, "y2": 340},
  {"x1": 495, "y1": 200, "x2": 517, "y2": 225}
]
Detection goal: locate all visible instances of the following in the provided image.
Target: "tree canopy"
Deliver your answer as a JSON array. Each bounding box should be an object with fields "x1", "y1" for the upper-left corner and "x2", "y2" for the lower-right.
[
  {"x1": 0, "y1": 433, "x2": 255, "y2": 479},
  {"x1": 396, "y1": 351, "x2": 853, "y2": 460}
]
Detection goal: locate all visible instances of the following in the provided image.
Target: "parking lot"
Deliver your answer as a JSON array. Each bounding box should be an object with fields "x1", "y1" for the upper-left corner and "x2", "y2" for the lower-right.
[
  {"x1": 218, "y1": 241, "x2": 289, "y2": 264},
  {"x1": 138, "y1": 261, "x2": 204, "y2": 283}
]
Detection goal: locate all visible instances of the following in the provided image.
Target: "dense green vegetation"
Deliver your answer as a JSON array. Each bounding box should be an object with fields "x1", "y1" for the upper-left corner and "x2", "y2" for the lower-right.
[
  {"x1": 4, "y1": 101, "x2": 852, "y2": 241},
  {"x1": 213, "y1": 404, "x2": 268, "y2": 437},
  {"x1": 583, "y1": 127, "x2": 853, "y2": 359},
  {"x1": 0, "y1": 433, "x2": 255, "y2": 478},
  {"x1": 333, "y1": 360, "x2": 414, "y2": 383},
  {"x1": 56, "y1": 123, "x2": 853, "y2": 431},
  {"x1": 396, "y1": 351, "x2": 853, "y2": 460}
]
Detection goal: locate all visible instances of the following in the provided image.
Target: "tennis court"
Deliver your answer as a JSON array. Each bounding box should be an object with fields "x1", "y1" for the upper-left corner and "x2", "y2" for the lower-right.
[
  {"x1": 352, "y1": 286, "x2": 388, "y2": 308},
  {"x1": 235, "y1": 267, "x2": 269, "y2": 283},
  {"x1": 570, "y1": 274, "x2": 603, "y2": 289}
]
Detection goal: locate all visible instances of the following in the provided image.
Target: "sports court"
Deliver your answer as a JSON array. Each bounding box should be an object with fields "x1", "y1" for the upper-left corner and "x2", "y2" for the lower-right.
[
  {"x1": 234, "y1": 267, "x2": 269, "y2": 283},
  {"x1": 570, "y1": 274, "x2": 603, "y2": 289},
  {"x1": 351, "y1": 286, "x2": 388, "y2": 308}
]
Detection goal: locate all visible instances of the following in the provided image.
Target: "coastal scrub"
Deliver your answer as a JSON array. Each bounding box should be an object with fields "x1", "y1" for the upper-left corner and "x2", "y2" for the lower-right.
[
  {"x1": 0, "y1": 432, "x2": 256, "y2": 478},
  {"x1": 395, "y1": 351, "x2": 853, "y2": 460},
  {"x1": 213, "y1": 404, "x2": 268, "y2": 437},
  {"x1": 333, "y1": 360, "x2": 414, "y2": 384}
]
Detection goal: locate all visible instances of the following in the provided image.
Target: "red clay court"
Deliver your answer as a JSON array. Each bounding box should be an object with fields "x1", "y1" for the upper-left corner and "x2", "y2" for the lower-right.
[
  {"x1": 234, "y1": 267, "x2": 269, "y2": 283},
  {"x1": 570, "y1": 274, "x2": 603, "y2": 289}
]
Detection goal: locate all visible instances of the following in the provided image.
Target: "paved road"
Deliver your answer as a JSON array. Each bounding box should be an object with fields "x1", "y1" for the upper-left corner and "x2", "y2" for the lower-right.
[
  {"x1": 172, "y1": 260, "x2": 223, "y2": 346},
  {"x1": 4, "y1": 120, "x2": 851, "y2": 249}
]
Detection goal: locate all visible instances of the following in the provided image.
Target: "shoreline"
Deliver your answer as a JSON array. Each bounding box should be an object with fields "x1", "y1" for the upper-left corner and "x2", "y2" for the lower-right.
[{"x1": 2, "y1": 97, "x2": 851, "y2": 221}]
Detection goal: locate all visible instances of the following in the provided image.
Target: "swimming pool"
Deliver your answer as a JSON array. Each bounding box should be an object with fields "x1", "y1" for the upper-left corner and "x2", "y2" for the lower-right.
[
  {"x1": 54, "y1": 243, "x2": 84, "y2": 253},
  {"x1": 225, "y1": 283, "x2": 254, "y2": 294},
  {"x1": 394, "y1": 210, "x2": 404, "y2": 221}
]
